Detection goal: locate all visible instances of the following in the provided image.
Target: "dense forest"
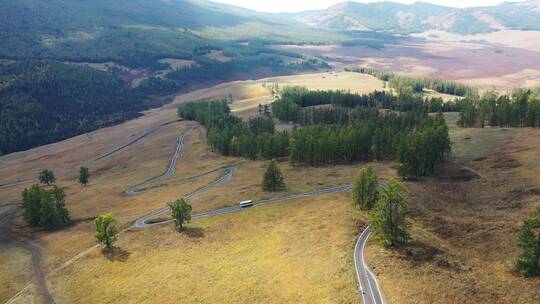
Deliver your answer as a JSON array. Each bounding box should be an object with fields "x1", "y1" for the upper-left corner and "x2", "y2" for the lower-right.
[
  {"x1": 178, "y1": 100, "x2": 289, "y2": 160},
  {"x1": 179, "y1": 88, "x2": 451, "y2": 179},
  {"x1": 272, "y1": 86, "x2": 457, "y2": 125},
  {"x1": 349, "y1": 67, "x2": 476, "y2": 97},
  {"x1": 458, "y1": 89, "x2": 540, "y2": 128},
  {"x1": 0, "y1": 61, "x2": 147, "y2": 155},
  {"x1": 167, "y1": 50, "x2": 327, "y2": 83}
]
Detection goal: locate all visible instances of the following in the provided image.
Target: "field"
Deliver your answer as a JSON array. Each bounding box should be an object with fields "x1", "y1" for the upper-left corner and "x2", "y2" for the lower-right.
[
  {"x1": 47, "y1": 192, "x2": 364, "y2": 304},
  {"x1": 272, "y1": 35, "x2": 540, "y2": 92}
]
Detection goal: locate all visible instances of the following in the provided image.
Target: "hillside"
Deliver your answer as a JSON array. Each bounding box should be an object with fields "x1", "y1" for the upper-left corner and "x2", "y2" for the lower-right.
[
  {"x1": 292, "y1": 0, "x2": 540, "y2": 34},
  {"x1": 0, "y1": 0, "x2": 342, "y2": 68},
  {"x1": 0, "y1": 61, "x2": 147, "y2": 155},
  {"x1": 0, "y1": 0, "x2": 337, "y2": 155}
]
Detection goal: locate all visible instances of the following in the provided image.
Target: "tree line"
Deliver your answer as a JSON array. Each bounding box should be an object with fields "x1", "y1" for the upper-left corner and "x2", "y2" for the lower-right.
[
  {"x1": 287, "y1": 110, "x2": 451, "y2": 179},
  {"x1": 348, "y1": 67, "x2": 476, "y2": 97},
  {"x1": 178, "y1": 100, "x2": 289, "y2": 160},
  {"x1": 181, "y1": 94, "x2": 450, "y2": 179},
  {"x1": 272, "y1": 86, "x2": 458, "y2": 125},
  {"x1": 458, "y1": 89, "x2": 540, "y2": 128}
]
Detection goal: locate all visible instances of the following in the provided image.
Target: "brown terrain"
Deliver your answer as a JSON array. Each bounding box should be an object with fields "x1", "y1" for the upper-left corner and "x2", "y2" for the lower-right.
[
  {"x1": 273, "y1": 33, "x2": 540, "y2": 92},
  {"x1": 367, "y1": 114, "x2": 540, "y2": 303}
]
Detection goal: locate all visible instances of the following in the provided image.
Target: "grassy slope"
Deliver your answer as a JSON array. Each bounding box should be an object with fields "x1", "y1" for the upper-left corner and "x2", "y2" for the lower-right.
[
  {"x1": 367, "y1": 113, "x2": 540, "y2": 303},
  {"x1": 48, "y1": 193, "x2": 363, "y2": 304}
]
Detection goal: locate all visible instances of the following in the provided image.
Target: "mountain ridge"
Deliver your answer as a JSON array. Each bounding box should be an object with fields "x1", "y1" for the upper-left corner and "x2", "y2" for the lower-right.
[{"x1": 289, "y1": 0, "x2": 540, "y2": 34}]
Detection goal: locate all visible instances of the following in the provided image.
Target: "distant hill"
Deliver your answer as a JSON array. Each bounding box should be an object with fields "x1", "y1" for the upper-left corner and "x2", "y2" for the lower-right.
[
  {"x1": 0, "y1": 0, "x2": 340, "y2": 68},
  {"x1": 291, "y1": 0, "x2": 540, "y2": 35}
]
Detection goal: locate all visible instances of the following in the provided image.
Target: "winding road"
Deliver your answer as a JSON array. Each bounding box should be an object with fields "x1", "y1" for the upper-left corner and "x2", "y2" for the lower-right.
[
  {"x1": 0, "y1": 121, "x2": 176, "y2": 190},
  {"x1": 126, "y1": 126, "x2": 196, "y2": 195},
  {"x1": 3, "y1": 119, "x2": 385, "y2": 304}
]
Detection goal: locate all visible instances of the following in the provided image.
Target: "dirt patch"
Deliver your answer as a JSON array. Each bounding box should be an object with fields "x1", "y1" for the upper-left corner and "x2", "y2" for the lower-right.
[{"x1": 433, "y1": 162, "x2": 481, "y2": 182}]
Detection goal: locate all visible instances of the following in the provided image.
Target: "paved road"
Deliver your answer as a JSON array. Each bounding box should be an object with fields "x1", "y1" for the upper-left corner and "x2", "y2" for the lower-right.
[
  {"x1": 3, "y1": 120, "x2": 386, "y2": 304},
  {"x1": 355, "y1": 227, "x2": 385, "y2": 304},
  {"x1": 133, "y1": 165, "x2": 238, "y2": 228},
  {"x1": 126, "y1": 126, "x2": 196, "y2": 195},
  {"x1": 134, "y1": 183, "x2": 352, "y2": 228},
  {"x1": 0, "y1": 121, "x2": 176, "y2": 190}
]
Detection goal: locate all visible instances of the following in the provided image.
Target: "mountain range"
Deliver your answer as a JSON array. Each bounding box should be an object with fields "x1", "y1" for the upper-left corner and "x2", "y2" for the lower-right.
[{"x1": 291, "y1": 0, "x2": 540, "y2": 34}]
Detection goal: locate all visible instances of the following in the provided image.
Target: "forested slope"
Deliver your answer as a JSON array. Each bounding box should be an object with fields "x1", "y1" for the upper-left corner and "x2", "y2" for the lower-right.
[
  {"x1": 0, "y1": 61, "x2": 146, "y2": 155},
  {"x1": 0, "y1": 0, "x2": 339, "y2": 68}
]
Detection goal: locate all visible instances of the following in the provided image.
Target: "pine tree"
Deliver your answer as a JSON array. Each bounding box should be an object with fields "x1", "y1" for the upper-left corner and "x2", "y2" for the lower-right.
[
  {"x1": 39, "y1": 195, "x2": 60, "y2": 230},
  {"x1": 352, "y1": 166, "x2": 379, "y2": 210},
  {"x1": 262, "y1": 160, "x2": 285, "y2": 191},
  {"x1": 369, "y1": 180, "x2": 410, "y2": 247},
  {"x1": 79, "y1": 166, "x2": 90, "y2": 186},
  {"x1": 21, "y1": 185, "x2": 45, "y2": 227},
  {"x1": 515, "y1": 207, "x2": 540, "y2": 277}
]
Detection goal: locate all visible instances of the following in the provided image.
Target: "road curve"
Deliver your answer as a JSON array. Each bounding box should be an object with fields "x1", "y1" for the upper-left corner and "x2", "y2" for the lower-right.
[
  {"x1": 355, "y1": 226, "x2": 385, "y2": 304},
  {"x1": 133, "y1": 165, "x2": 238, "y2": 228},
  {"x1": 0, "y1": 121, "x2": 176, "y2": 190},
  {"x1": 126, "y1": 126, "x2": 196, "y2": 195}
]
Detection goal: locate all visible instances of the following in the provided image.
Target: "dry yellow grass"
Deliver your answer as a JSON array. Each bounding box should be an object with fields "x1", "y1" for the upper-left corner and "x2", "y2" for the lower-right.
[
  {"x1": 47, "y1": 192, "x2": 363, "y2": 304},
  {"x1": 0, "y1": 245, "x2": 32, "y2": 301},
  {"x1": 0, "y1": 72, "x2": 464, "y2": 304}
]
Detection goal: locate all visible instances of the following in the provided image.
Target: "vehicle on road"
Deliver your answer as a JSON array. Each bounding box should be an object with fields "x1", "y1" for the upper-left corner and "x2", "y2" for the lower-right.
[{"x1": 239, "y1": 200, "x2": 254, "y2": 208}]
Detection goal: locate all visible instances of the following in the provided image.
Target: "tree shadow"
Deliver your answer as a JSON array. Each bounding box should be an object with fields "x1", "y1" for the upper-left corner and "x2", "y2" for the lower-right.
[
  {"x1": 180, "y1": 227, "x2": 205, "y2": 238},
  {"x1": 395, "y1": 240, "x2": 444, "y2": 264},
  {"x1": 102, "y1": 246, "x2": 131, "y2": 262}
]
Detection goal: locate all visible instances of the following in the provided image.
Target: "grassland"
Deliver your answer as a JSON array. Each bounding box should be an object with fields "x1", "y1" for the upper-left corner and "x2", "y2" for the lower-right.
[
  {"x1": 47, "y1": 192, "x2": 364, "y2": 304},
  {"x1": 2, "y1": 72, "x2": 538, "y2": 303},
  {"x1": 0, "y1": 72, "x2": 388, "y2": 303}
]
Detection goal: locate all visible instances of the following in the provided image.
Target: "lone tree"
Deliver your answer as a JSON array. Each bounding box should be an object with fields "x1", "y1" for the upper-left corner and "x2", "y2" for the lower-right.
[
  {"x1": 262, "y1": 160, "x2": 285, "y2": 191},
  {"x1": 369, "y1": 179, "x2": 411, "y2": 247},
  {"x1": 352, "y1": 165, "x2": 379, "y2": 210},
  {"x1": 515, "y1": 206, "x2": 540, "y2": 277},
  {"x1": 95, "y1": 213, "x2": 119, "y2": 249},
  {"x1": 79, "y1": 166, "x2": 90, "y2": 186},
  {"x1": 21, "y1": 185, "x2": 70, "y2": 230},
  {"x1": 39, "y1": 169, "x2": 55, "y2": 185},
  {"x1": 168, "y1": 198, "x2": 192, "y2": 230}
]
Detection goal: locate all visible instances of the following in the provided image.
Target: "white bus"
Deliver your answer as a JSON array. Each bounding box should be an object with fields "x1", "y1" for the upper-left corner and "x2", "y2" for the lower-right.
[{"x1": 239, "y1": 200, "x2": 254, "y2": 208}]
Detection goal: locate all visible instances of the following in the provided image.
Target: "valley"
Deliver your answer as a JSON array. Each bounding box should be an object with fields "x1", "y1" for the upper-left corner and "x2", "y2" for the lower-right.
[{"x1": 1, "y1": 1, "x2": 540, "y2": 304}]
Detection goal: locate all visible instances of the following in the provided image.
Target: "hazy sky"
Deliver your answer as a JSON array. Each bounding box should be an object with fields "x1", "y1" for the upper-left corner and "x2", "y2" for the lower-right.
[{"x1": 213, "y1": 0, "x2": 526, "y2": 13}]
